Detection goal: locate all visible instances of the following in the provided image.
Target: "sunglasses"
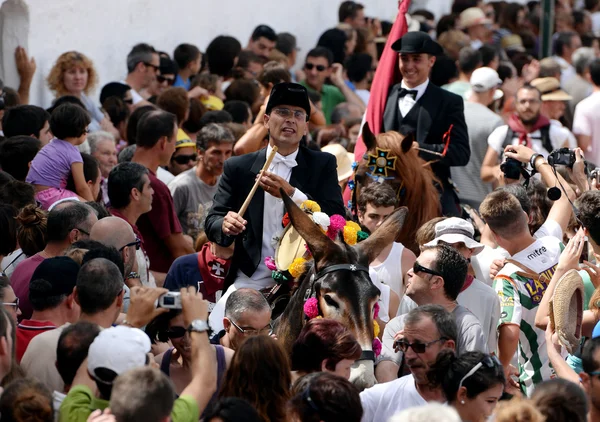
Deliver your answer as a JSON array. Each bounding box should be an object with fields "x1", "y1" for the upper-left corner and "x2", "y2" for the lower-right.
[
  {"x1": 165, "y1": 326, "x2": 186, "y2": 339},
  {"x1": 157, "y1": 75, "x2": 175, "y2": 85},
  {"x1": 119, "y1": 237, "x2": 141, "y2": 252},
  {"x1": 413, "y1": 262, "x2": 443, "y2": 278},
  {"x1": 172, "y1": 153, "x2": 198, "y2": 165},
  {"x1": 2, "y1": 298, "x2": 19, "y2": 308},
  {"x1": 143, "y1": 62, "x2": 160, "y2": 71},
  {"x1": 305, "y1": 63, "x2": 327, "y2": 72},
  {"x1": 458, "y1": 355, "x2": 502, "y2": 390},
  {"x1": 395, "y1": 337, "x2": 447, "y2": 354}
]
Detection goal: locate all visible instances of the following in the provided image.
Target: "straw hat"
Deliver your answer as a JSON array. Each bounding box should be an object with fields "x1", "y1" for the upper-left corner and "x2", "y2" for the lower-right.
[
  {"x1": 530, "y1": 77, "x2": 573, "y2": 102},
  {"x1": 458, "y1": 7, "x2": 492, "y2": 29},
  {"x1": 321, "y1": 143, "x2": 354, "y2": 182},
  {"x1": 549, "y1": 269, "x2": 584, "y2": 353}
]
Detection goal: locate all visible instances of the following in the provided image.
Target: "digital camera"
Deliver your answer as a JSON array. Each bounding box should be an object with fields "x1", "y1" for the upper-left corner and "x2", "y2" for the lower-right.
[
  {"x1": 547, "y1": 148, "x2": 576, "y2": 168},
  {"x1": 158, "y1": 292, "x2": 182, "y2": 309},
  {"x1": 500, "y1": 158, "x2": 523, "y2": 180}
]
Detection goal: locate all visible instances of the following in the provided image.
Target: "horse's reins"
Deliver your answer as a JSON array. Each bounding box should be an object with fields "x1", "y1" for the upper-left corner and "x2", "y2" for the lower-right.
[{"x1": 303, "y1": 263, "x2": 376, "y2": 362}]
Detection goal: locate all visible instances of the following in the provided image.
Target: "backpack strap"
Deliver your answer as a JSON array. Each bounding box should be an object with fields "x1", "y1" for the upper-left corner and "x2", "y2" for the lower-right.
[
  {"x1": 502, "y1": 127, "x2": 514, "y2": 151},
  {"x1": 540, "y1": 124, "x2": 553, "y2": 154}
]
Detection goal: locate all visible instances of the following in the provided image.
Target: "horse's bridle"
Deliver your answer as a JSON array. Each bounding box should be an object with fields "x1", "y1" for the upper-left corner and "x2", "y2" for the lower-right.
[{"x1": 303, "y1": 263, "x2": 376, "y2": 362}]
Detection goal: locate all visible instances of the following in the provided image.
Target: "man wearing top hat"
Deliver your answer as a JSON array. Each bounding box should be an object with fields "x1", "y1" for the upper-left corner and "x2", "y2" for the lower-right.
[
  {"x1": 205, "y1": 82, "x2": 345, "y2": 331},
  {"x1": 384, "y1": 31, "x2": 470, "y2": 216}
]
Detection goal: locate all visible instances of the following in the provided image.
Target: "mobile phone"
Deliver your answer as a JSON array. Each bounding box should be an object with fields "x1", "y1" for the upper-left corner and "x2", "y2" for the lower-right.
[{"x1": 158, "y1": 292, "x2": 182, "y2": 309}]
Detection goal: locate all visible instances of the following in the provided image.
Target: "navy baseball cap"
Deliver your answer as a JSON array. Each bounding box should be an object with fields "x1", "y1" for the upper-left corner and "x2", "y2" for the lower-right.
[{"x1": 265, "y1": 82, "x2": 311, "y2": 121}]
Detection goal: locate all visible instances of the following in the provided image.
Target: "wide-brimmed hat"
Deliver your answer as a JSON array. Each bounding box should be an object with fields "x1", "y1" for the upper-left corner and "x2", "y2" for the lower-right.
[
  {"x1": 424, "y1": 217, "x2": 485, "y2": 255},
  {"x1": 549, "y1": 269, "x2": 584, "y2": 353},
  {"x1": 531, "y1": 77, "x2": 573, "y2": 102},
  {"x1": 321, "y1": 143, "x2": 354, "y2": 182},
  {"x1": 459, "y1": 7, "x2": 492, "y2": 29},
  {"x1": 391, "y1": 31, "x2": 443, "y2": 56}
]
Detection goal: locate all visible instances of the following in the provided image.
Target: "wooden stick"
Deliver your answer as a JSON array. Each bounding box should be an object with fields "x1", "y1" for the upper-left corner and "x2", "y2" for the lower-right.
[
  {"x1": 412, "y1": 146, "x2": 445, "y2": 157},
  {"x1": 238, "y1": 146, "x2": 278, "y2": 217}
]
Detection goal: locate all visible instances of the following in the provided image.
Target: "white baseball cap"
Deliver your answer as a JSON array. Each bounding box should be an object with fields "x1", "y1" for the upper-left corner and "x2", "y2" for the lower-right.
[
  {"x1": 425, "y1": 217, "x2": 484, "y2": 255},
  {"x1": 87, "y1": 325, "x2": 151, "y2": 382},
  {"x1": 467, "y1": 67, "x2": 504, "y2": 101}
]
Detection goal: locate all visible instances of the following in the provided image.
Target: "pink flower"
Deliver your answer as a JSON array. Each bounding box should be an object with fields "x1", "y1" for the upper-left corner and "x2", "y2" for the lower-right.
[
  {"x1": 329, "y1": 215, "x2": 346, "y2": 231},
  {"x1": 303, "y1": 297, "x2": 319, "y2": 319},
  {"x1": 373, "y1": 302, "x2": 380, "y2": 320},
  {"x1": 264, "y1": 256, "x2": 277, "y2": 271},
  {"x1": 372, "y1": 338, "x2": 382, "y2": 357}
]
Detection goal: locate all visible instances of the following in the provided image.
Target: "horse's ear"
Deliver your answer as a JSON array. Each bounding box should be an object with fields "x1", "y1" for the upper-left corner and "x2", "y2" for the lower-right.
[
  {"x1": 398, "y1": 126, "x2": 416, "y2": 153},
  {"x1": 362, "y1": 122, "x2": 376, "y2": 151},
  {"x1": 280, "y1": 189, "x2": 337, "y2": 261},
  {"x1": 356, "y1": 207, "x2": 408, "y2": 262}
]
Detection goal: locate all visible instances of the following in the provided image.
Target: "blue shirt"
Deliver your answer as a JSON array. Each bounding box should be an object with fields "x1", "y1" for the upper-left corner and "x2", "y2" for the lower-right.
[{"x1": 173, "y1": 74, "x2": 191, "y2": 90}]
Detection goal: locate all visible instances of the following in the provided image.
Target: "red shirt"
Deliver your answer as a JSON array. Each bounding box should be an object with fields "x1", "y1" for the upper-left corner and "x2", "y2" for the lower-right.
[
  {"x1": 16, "y1": 320, "x2": 57, "y2": 362},
  {"x1": 136, "y1": 169, "x2": 182, "y2": 273}
]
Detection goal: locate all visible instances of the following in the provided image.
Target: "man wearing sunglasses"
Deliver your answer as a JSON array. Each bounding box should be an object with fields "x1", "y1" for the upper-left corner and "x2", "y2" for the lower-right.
[
  {"x1": 206, "y1": 82, "x2": 344, "y2": 332},
  {"x1": 300, "y1": 47, "x2": 365, "y2": 124},
  {"x1": 121, "y1": 43, "x2": 159, "y2": 106},
  {"x1": 376, "y1": 244, "x2": 487, "y2": 384},
  {"x1": 361, "y1": 305, "x2": 457, "y2": 421}
]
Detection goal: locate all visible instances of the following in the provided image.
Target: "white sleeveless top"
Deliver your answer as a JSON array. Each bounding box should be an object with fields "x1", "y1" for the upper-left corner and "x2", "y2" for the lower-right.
[{"x1": 369, "y1": 242, "x2": 405, "y2": 297}]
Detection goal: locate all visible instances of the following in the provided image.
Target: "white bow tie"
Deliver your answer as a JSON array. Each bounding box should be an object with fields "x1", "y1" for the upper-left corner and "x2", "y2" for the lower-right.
[{"x1": 271, "y1": 153, "x2": 297, "y2": 169}]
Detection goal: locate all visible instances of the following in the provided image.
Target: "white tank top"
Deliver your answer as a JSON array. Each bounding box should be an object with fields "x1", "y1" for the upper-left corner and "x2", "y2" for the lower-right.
[{"x1": 369, "y1": 242, "x2": 405, "y2": 297}]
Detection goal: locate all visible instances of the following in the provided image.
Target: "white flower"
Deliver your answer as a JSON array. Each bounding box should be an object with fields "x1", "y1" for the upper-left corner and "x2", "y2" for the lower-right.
[{"x1": 312, "y1": 212, "x2": 330, "y2": 231}]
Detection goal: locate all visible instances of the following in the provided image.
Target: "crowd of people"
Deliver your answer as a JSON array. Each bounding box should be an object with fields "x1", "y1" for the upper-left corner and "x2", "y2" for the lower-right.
[{"x1": 3, "y1": 0, "x2": 600, "y2": 420}]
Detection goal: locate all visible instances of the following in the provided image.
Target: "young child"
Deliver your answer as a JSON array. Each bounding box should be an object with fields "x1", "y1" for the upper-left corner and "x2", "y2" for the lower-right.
[{"x1": 26, "y1": 103, "x2": 94, "y2": 210}]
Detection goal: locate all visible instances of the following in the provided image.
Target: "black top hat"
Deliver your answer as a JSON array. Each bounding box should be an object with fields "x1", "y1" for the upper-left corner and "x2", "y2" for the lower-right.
[
  {"x1": 391, "y1": 31, "x2": 444, "y2": 56},
  {"x1": 265, "y1": 82, "x2": 311, "y2": 121}
]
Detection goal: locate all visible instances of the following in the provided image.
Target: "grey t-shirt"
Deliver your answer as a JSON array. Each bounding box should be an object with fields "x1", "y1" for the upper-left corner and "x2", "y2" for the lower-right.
[
  {"x1": 379, "y1": 304, "x2": 488, "y2": 367},
  {"x1": 451, "y1": 101, "x2": 503, "y2": 208},
  {"x1": 168, "y1": 168, "x2": 219, "y2": 239}
]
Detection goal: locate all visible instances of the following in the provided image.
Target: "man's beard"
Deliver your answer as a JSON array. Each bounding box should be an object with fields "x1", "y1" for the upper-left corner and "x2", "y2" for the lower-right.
[{"x1": 520, "y1": 112, "x2": 540, "y2": 126}]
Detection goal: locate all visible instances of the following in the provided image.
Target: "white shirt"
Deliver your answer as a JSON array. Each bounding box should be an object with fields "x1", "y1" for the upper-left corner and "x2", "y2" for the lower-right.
[
  {"x1": 156, "y1": 167, "x2": 175, "y2": 185},
  {"x1": 369, "y1": 242, "x2": 406, "y2": 298},
  {"x1": 398, "y1": 79, "x2": 429, "y2": 117},
  {"x1": 235, "y1": 145, "x2": 307, "y2": 288},
  {"x1": 368, "y1": 268, "x2": 392, "y2": 322},
  {"x1": 360, "y1": 374, "x2": 426, "y2": 422},
  {"x1": 573, "y1": 91, "x2": 600, "y2": 166},
  {"x1": 487, "y1": 124, "x2": 571, "y2": 158}
]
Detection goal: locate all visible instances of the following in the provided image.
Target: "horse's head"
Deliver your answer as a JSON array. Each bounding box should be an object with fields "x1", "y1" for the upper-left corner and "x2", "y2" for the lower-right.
[
  {"x1": 281, "y1": 190, "x2": 407, "y2": 389},
  {"x1": 352, "y1": 122, "x2": 440, "y2": 253}
]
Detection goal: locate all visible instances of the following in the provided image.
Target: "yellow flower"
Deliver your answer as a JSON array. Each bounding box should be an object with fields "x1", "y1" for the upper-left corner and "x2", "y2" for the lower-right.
[
  {"x1": 301, "y1": 200, "x2": 321, "y2": 213},
  {"x1": 346, "y1": 221, "x2": 361, "y2": 232},
  {"x1": 373, "y1": 320, "x2": 380, "y2": 338},
  {"x1": 289, "y1": 257, "x2": 308, "y2": 278},
  {"x1": 343, "y1": 226, "x2": 358, "y2": 245}
]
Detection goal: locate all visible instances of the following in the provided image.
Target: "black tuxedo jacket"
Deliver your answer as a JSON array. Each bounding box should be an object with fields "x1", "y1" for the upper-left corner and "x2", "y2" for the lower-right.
[
  {"x1": 383, "y1": 82, "x2": 470, "y2": 186},
  {"x1": 205, "y1": 146, "x2": 345, "y2": 278}
]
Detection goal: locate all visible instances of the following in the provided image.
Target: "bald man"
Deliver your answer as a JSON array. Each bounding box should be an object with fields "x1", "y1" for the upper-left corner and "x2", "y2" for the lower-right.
[{"x1": 90, "y1": 217, "x2": 141, "y2": 288}]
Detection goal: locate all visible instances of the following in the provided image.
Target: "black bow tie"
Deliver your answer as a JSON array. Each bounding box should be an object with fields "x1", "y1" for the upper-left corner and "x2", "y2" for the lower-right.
[{"x1": 398, "y1": 88, "x2": 418, "y2": 99}]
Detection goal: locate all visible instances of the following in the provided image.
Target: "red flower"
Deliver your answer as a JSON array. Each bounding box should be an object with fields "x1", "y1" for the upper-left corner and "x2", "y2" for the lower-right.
[{"x1": 282, "y1": 213, "x2": 290, "y2": 227}]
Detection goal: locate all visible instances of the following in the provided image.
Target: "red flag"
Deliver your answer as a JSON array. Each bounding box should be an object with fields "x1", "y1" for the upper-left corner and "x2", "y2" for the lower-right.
[{"x1": 353, "y1": 0, "x2": 411, "y2": 161}]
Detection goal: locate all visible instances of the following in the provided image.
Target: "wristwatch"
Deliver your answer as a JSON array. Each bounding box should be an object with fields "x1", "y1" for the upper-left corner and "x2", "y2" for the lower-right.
[
  {"x1": 188, "y1": 319, "x2": 210, "y2": 334},
  {"x1": 125, "y1": 271, "x2": 140, "y2": 280},
  {"x1": 529, "y1": 153, "x2": 544, "y2": 170}
]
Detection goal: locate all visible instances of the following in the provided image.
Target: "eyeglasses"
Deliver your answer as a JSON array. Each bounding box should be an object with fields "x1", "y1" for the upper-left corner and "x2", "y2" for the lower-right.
[
  {"x1": 274, "y1": 107, "x2": 307, "y2": 121},
  {"x1": 413, "y1": 262, "x2": 443, "y2": 278},
  {"x1": 143, "y1": 62, "x2": 160, "y2": 71},
  {"x1": 119, "y1": 237, "x2": 141, "y2": 252},
  {"x1": 458, "y1": 355, "x2": 502, "y2": 391},
  {"x1": 75, "y1": 227, "x2": 90, "y2": 236},
  {"x1": 157, "y1": 75, "x2": 175, "y2": 85},
  {"x1": 2, "y1": 298, "x2": 19, "y2": 308},
  {"x1": 229, "y1": 319, "x2": 273, "y2": 336},
  {"x1": 165, "y1": 326, "x2": 186, "y2": 339},
  {"x1": 395, "y1": 337, "x2": 447, "y2": 354},
  {"x1": 305, "y1": 63, "x2": 327, "y2": 72},
  {"x1": 172, "y1": 153, "x2": 198, "y2": 165}
]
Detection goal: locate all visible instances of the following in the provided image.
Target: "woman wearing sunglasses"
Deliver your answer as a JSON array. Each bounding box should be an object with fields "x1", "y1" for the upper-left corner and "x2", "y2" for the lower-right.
[
  {"x1": 145, "y1": 309, "x2": 233, "y2": 412},
  {"x1": 0, "y1": 275, "x2": 21, "y2": 323},
  {"x1": 427, "y1": 350, "x2": 505, "y2": 422}
]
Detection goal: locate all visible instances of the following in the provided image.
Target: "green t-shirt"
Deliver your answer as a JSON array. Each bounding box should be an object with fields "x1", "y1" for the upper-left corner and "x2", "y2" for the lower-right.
[
  {"x1": 299, "y1": 81, "x2": 345, "y2": 124},
  {"x1": 59, "y1": 385, "x2": 199, "y2": 422}
]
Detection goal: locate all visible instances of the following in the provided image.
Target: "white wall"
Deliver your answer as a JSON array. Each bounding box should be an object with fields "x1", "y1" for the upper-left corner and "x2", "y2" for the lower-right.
[{"x1": 0, "y1": 0, "x2": 399, "y2": 108}]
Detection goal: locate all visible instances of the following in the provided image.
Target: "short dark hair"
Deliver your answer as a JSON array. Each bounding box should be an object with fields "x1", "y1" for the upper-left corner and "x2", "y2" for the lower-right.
[
  {"x1": 0, "y1": 136, "x2": 41, "y2": 181},
  {"x1": 206, "y1": 36, "x2": 242, "y2": 77},
  {"x1": 204, "y1": 398, "x2": 262, "y2": 422},
  {"x1": 136, "y1": 110, "x2": 177, "y2": 148},
  {"x1": 99, "y1": 82, "x2": 131, "y2": 105},
  {"x1": 458, "y1": 47, "x2": 482, "y2": 73},
  {"x1": 49, "y1": 103, "x2": 91, "y2": 139},
  {"x1": 251, "y1": 25, "x2": 277, "y2": 42},
  {"x1": 57, "y1": 321, "x2": 101, "y2": 386},
  {"x1": 47, "y1": 95, "x2": 87, "y2": 115},
  {"x1": 223, "y1": 100, "x2": 251, "y2": 125},
  {"x1": 196, "y1": 123, "x2": 235, "y2": 151},
  {"x1": 108, "y1": 162, "x2": 149, "y2": 209},
  {"x1": 276, "y1": 32, "x2": 297, "y2": 55},
  {"x1": 423, "y1": 244, "x2": 469, "y2": 300},
  {"x1": 554, "y1": 31, "x2": 578, "y2": 56},
  {"x1": 589, "y1": 58, "x2": 600, "y2": 86},
  {"x1": 29, "y1": 278, "x2": 70, "y2": 311},
  {"x1": 46, "y1": 202, "x2": 94, "y2": 242},
  {"x1": 497, "y1": 184, "x2": 531, "y2": 214},
  {"x1": 583, "y1": 337, "x2": 600, "y2": 373},
  {"x1": 66, "y1": 153, "x2": 100, "y2": 193},
  {"x1": 156, "y1": 87, "x2": 189, "y2": 126},
  {"x1": 531, "y1": 378, "x2": 588, "y2": 422},
  {"x1": 317, "y1": 29, "x2": 348, "y2": 65},
  {"x1": 81, "y1": 244, "x2": 125, "y2": 277},
  {"x1": 127, "y1": 43, "x2": 156, "y2": 74},
  {"x1": 76, "y1": 258, "x2": 124, "y2": 314},
  {"x1": 257, "y1": 62, "x2": 291, "y2": 88},
  {"x1": 576, "y1": 191, "x2": 600, "y2": 245},
  {"x1": 2, "y1": 105, "x2": 50, "y2": 139},
  {"x1": 237, "y1": 50, "x2": 264, "y2": 71},
  {"x1": 173, "y1": 43, "x2": 200, "y2": 70},
  {"x1": 126, "y1": 105, "x2": 156, "y2": 145},
  {"x1": 404, "y1": 304, "x2": 458, "y2": 344},
  {"x1": 182, "y1": 98, "x2": 206, "y2": 135},
  {"x1": 345, "y1": 53, "x2": 373, "y2": 84},
  {"x1": 339, "y1": 1, "x2": 364, "y2": 22},
  {"x1": 103, "y1": 97, "x2": 130, "y2": 129},
  {"x1": 224, "y1": 79, "x2": 260, "y2": 110},
  {"x1": 199, "y1": 110, "x2": 233, "y2": 130},
  {"x1": 357, "y1": 183, "x2": 398, "y2": 214},
  {"x1": 0, "y1": 180, "x2": 35, "y2": 211},
  {"x1": 306, "y1": 47, "x2": 334, "y2": 67},
  {"x1": 479, "y1": 45, "x2": 499, "y2": 67},
  {"x1": 0, "y1": 204, "x2": 17, "y2": 256}
]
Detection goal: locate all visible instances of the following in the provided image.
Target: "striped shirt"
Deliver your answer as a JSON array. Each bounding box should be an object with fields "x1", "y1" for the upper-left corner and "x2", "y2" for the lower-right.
[{"x1": 493, "y1": 237, "x2": 564, "y2": 397}]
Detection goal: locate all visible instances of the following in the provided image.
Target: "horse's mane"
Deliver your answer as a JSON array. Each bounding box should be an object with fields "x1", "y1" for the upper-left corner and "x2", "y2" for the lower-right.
[{"x1": 368, "y1": 131, "x2": 441, "y2": 252}]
